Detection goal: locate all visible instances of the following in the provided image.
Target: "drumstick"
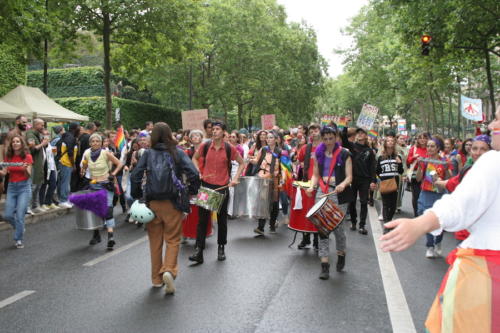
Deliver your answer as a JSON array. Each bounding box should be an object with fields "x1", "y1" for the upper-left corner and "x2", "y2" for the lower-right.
[
  {"x1": 319, "y1": 190, "x2": 336, "y2": 198},
  {"x1": 214, "y1": 184, "x2": 231, "y2": 191}
]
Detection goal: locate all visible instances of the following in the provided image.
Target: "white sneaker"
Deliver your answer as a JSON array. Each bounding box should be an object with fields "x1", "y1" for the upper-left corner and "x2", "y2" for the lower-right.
[
  {"x1": 152, "y1": 283, "x2": 163, "y2": 288},
  {"x1": 426, "y1": 247, "x2": 435, "y2": 258},
  {"x1": 434, "y1": 243, "x2": 442, "y2": 257},
  {"x1": 59, "y1": 202, "x2": 73, "y2": 209},
  {"x1": 162, "y1": 272, "x2": 175, "y2": 294},
  {"x1": 378, "y1": 214, "x2": 384, "y2": 221},
  {"x1": 26, "y1": 209, "x2": 34, "y2": 215},
  {"x1": 41, "y1": 205, "x2": 51, "y2": 210},
  {"x1": 49, "y1": 204, "x2": 59, "y2": 209},
  {"x1": 15, "y1": 240, "x2": 24, "y2": 249}
]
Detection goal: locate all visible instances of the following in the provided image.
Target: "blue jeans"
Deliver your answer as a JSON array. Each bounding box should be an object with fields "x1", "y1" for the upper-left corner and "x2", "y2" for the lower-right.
[
  {"x1": 5, "y1": 180, "x2": 32, "y2": 241},
  {"x1": 40, "y1": 170, "x2": 57, "y2": 205},
  {"x1": 417, "y1": 190, "x2": 444, "y2": 247},
  {"x1": 58, "y1": 165, "x2": 72, "y2": 203},
  {"x1": 88, "y1": 183, "x2": 115, "y2": 228},
  {"x1": 279, "y1": 191, "x2": 289, "y2": 216}
]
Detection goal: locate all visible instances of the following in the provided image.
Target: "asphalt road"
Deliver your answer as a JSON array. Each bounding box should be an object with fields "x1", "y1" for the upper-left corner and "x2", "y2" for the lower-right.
[{"x1": 0, "y1": 192, "x2": 454, "y2": 333}]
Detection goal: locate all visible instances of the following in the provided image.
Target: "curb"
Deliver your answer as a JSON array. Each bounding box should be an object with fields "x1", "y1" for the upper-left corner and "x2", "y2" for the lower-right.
[{"x1": 0, "y1": 207, "x2": 72, "y2": 232}]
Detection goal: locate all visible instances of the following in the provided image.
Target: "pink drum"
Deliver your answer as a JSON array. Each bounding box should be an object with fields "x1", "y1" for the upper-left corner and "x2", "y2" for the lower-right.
[
  {"x1": 183, "y1": 204, "x2": 213, "y2": 239},
  {"x1": 288, "y1": 185, "x2": 318, "y2": 233}
]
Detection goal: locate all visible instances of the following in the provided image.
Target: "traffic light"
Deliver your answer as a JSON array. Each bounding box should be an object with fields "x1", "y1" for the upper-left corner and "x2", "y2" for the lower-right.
[{"x1": 421, "y1": 34, "x2": 432, "y2": 56}]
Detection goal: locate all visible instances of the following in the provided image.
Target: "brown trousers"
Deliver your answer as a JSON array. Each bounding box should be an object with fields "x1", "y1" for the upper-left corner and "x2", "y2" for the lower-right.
[{"x1": 147, "y1": 200, "x2": 184, "y2": 284}]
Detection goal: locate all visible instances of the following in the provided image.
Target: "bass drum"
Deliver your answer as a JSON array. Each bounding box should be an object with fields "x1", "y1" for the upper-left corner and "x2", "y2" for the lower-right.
[
  {"x1": 288, "y1": 185, "x2": 318, "y2": 233},
  {"x1": 183, "y1": 204, "x2": 213, "y2": 239},
  {"x1": 232, "y1": 176, "x2": 271, "y2": 219}
]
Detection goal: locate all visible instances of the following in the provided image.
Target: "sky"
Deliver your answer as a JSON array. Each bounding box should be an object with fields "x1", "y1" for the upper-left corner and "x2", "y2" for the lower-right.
[{"x1": 276, "y1": 0, "x2": 368, "y2": 78}]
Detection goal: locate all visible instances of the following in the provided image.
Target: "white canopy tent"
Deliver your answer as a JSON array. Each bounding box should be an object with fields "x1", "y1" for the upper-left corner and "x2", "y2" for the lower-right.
[
  {"x1": 0, "y1": 99, "x2": 25, "y2": 119},
  {"x1": 0, "y1": 85, "x2": 89, "y2": 121}
]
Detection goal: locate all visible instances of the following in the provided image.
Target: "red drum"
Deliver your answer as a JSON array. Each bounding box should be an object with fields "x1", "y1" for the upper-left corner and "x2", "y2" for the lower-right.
[
  {"x1": 306, "y1": 197, "x2": 346, "y2": 236},
  {"x1": 288, "y1": 185, "x2": 318, "y2": 233},
  {"x1": 183, "y1": 204, "x2": 213, "y2": 239}
]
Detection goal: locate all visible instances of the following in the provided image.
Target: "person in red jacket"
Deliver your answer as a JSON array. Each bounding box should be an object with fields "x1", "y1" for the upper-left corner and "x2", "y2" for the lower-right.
[{"x1": 406, "y1": 132, "x2": 429, "y2": 217}]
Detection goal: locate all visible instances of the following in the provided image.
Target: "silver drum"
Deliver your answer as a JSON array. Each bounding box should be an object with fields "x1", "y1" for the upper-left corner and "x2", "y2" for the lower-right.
[
  {"x1": 75, "y1": 207, "x2": 104, "y2": 230},
  {"x1": 233, "y1": 176, "x2": 271, "y2": 219}
]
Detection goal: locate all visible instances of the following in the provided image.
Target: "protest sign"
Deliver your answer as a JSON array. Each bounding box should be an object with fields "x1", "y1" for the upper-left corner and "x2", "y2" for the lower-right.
[
  {"x1": 356, "y1": 104, "x2": 379, "y2": 130},
  {"x1": 261, "y1": 114, "x2": 276, "y2": 130},
  {"x1": 460, "y1": 95, "x2": 482, "y2": 122},
  {"x1": 181, "y1": 109, "x2": 208, "y2": 131},
  {"x1": 397, "y1": 119, "x2": 406, "y2": 132}
]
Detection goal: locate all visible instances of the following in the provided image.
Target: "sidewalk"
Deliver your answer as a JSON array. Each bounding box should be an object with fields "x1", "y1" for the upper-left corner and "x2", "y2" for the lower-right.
[{"x1": 0, "y1": 199, "x2": 72, "y2": 231}]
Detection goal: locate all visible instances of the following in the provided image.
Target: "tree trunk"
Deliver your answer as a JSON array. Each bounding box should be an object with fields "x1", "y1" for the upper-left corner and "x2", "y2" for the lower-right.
[
  {"x1": 103, "y1": 11, "x2": 113, "y2": 129},
  {"x1": 456, "y1": 77, "x2": 462, "y2": 138},
  {"x1": 237, "y1": 104, "x2": 244, "y2": 129},
  {"x1": 448, "y1": 94, "x2": 453, "y2": 137},
  {"x1": 188, "y1": 62, "x2": 193, "y2": 110},
  {"x1": 42, "y1": 0, "x2": 49, "y2": 94},
  {"x1": 484, "y1": 48, "x2": 496, "y2": 121},
  {"x1": 428, "y1": 90, "x2": 437, "y2": 133},
  {"x1": 434, "y1": 91, "x2": 445, "y2": 135}
]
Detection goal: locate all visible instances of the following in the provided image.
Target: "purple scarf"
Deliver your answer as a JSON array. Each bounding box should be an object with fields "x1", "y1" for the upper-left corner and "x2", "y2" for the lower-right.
[
  {"x1": 315, "y1": 142, "x2": 344, "y2": 168},
  {"x1": 90, "y1": 148, "x2": 102, "y2": 162}
]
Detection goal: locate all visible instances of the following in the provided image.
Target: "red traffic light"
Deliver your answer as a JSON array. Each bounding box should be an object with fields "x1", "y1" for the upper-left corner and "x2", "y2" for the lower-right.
[{"x1": 421, "y1": 35, "x2": 432, "y2": 44}]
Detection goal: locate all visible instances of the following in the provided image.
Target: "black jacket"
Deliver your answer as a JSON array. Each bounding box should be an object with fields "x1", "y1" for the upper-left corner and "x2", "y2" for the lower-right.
[
  {"x1": 341, "y1": 128, "x2": 376, "y2": 182},
  {"x1": 130, "y1": 144, "x2": 200, "y2": 201}
]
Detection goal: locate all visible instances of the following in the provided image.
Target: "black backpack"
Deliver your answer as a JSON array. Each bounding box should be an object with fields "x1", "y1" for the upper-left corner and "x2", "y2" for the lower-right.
[{"x1": 145, "y1": 150, "x2": 178, "y2": 201}]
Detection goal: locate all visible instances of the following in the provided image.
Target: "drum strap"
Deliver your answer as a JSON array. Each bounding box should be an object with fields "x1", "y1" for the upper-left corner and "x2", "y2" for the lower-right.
[{"x1": 319, "y1": 148, "x2": 341, "y2": 194}]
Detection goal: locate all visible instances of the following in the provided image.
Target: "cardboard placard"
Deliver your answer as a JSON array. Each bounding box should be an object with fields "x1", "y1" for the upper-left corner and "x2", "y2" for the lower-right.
[
  {"x1": 356, "y1": 104, "x2": 379, "y2": 130},
  {"x1": 261, "y1": 114, "x2": 276, "y2": 130},
  {"x1": 181, "y1": 109, "x2": 208, "y2": 131}
]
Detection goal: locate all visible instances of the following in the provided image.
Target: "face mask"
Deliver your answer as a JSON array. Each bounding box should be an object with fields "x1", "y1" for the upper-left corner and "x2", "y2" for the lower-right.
[{"x1": 17, "y1": 124, "x2": 26, "y2": 131}]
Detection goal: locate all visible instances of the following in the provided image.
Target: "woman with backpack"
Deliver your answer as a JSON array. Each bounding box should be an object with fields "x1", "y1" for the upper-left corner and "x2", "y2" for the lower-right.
[
  {"x1": 80, "y1": 133, "x2": 123, "y2": 250},
  {"x1": 250, "y1": 131, "x2": 285, "y2": 235},
  {"x1": 131, "y1": 122, "x2": 200, "y2": 294}
]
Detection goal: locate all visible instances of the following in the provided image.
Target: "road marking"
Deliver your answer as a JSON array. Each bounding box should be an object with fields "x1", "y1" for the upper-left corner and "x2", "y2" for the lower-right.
[
  {"x1": 83, "y1": 236, "x2": 148, "y2": 267},
  {"x1": 0, "y1": 290, "x2": 36, "y2": 309},
  {"x1": 368, "y1": 205, "x2": 417, "y2": 333}
]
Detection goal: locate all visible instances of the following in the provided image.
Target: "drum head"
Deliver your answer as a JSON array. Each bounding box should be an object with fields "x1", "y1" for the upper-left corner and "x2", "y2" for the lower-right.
[{"x1": 306, "y1": 197, "x2": 327, "y2": 218}]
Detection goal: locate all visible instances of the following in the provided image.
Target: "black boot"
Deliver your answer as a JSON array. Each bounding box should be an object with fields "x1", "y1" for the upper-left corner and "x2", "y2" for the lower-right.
[
  {"x1": 89, "y1": 229, "x2": 101, "y2": 245},
  {"x1": 313, "y1": 234, "x2": 319, "y2": 252},
  {"x1": 358, "y1": 226, "x2": 368, "y2": 235},
  {"x1": 298, "y1": 233, "x2": 311, "y2": 249},
  {"x1": 217, "y1": 245, "x2": 226, "y2": 261},
  {"x1": 189, "y1": 247, "x2": 204, "y2": 264},
  {"x1": 319, "y1": 263, "x2": 330, "y2": 280},
  {"x1": 107, "y1": 232, "x2": 115, "y2": 251},
  {"x1": 336, "y1": 253, "x2": 346, "y2": 272},
  {"x1": 350, "y1": 222, "x2": 357, "y2": 231}
]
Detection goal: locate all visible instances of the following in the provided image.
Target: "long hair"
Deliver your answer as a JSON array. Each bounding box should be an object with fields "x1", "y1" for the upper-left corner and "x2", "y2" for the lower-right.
[
  {"x1": 460, "y1": 138, "x2": 473, "y2": 155},
  {"x1": 151, "y1": 122, "x2": 177, "y2": 158},
  {"x1": 6, "y1": 135, "x2": 28, "y2": 159},
  {"x1": 381, "y1": 137, "x2": 396, "y2": 159},
  {"x1": 255, "y1": 130, "x2": 268, "y2": 150}
]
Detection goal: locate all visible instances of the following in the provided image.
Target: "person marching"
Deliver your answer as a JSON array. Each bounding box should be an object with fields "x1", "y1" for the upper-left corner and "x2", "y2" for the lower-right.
[
  {"x1": 131, "y1": 122, "x2": 200, "y2": 294},
  {"x1": 295, "y1": 123, "x2": 321, "y2": 249},
  {"x1": 375, "y1": 134, "x2": 404, "y2": 231},
  {"x1": 80, "y1": 133, "x2": 123, "y2": 250},
  {"x1": 250, "y1": 131, "x2": 285, "y2": 235},
  {"x1": 406, "y1": 132, "x2": 428, "y2": 217},
  {"x1": 341, "y1": 127, "x2": 376, "y2": 235},
  {"x1": 189, "y1": 120, "x2": 244, "y2": 263},
  {"x1": 306, "y1": 125, "x2": 353, "y2": 279}
]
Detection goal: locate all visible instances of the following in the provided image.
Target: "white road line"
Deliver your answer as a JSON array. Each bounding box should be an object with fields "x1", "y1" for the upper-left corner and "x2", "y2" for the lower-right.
[
  {"x1": 0, "y1": 290, "x2": 36, "y2": 309},
  {"x1": 368, "y1": 205, "x2": 417, "y2": 333},
  {"x1": 83, "y1": 236, "x2": 148, "y2": 267}
]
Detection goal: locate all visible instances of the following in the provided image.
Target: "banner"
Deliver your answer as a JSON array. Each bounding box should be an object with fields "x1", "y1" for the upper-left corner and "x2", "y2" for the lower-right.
[
  {"x1": 397, "y1": 119, "x2": 406, "y2": 132},
  {"x1": 460, "y1": 95, "x2": 482, "y2": 121},
  {"x1": 320, "y1": 115, "x2": 348, "y2": 129},
  {"x1": 261, "y1": 114, "x2": 276, "y2": 130},
  {"x1": 181, "y1": 109, "x2": 208, "y2": 131},
  {"x1": 356, "y1": 104, "x2": 379, "y2": 130}
]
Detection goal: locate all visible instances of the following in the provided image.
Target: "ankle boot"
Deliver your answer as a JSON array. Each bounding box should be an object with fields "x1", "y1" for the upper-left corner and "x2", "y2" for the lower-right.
[
  {"x1": 217, "y1": 245, "x2": 226, "y2": 261},
  {"x1": 336, "y1": 253, "x2": 346, "y2": 272},
  {"x1": 319, "y1": 263, "x2": 330, "y2": 280},
  {"x1": 189, "y1": 247, "x2": 204, "y2": 264},
  {"x1": 297, "y1": 233, "x2": 311, "y2": 249},
  {"x1": 107, "y1": 232, "x2": 115, "y2": 250},
  {"x1": 89, "y1": 229, "x2": 101, "y2": 245}
]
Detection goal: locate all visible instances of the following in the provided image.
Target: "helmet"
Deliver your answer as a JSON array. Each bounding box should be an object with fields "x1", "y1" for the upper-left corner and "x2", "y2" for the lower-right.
[{"x1": 130, "y1": 200, "x2": 155, "y2": 224}]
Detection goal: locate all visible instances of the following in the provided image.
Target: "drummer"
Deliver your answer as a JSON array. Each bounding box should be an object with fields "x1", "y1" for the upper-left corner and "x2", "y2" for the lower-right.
[
  {"x1": 306, "y1": 125, "x2": 354, "y2": 280},
  {"x1": 249, "y1": 130, "x2": 285, "y2": 235},
  {"x1": 189, "y1": 120, "x2": 245, "y2": 263},
  {"x1": 296, "y1": 123, "x2": 322, "y2": 249}
]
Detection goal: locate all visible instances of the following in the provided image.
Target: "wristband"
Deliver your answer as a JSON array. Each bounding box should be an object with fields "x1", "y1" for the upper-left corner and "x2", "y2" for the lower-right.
[{"x1": 492, "y1": 128, "x2": 500, "y2": 135}]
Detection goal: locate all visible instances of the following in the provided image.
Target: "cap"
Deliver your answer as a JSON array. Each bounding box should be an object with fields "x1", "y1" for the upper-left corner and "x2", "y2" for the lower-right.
[{"x1": 356, "y1": 128, "x2": 367, "y2": 134}]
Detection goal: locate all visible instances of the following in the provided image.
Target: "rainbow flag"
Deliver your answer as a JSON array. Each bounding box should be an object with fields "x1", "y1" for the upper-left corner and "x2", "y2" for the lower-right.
[
  {"x1": 337, "y1": 117, "x2": 348, "y2": 130},
  {"x1": 368, "y1": 130, "x2": 378, "y2": 139},
  {"x1": 280, "y1": 155, "x2": 294, "y2": 196},
  {"x1": 114, "y1": 127, "x2": 126, "y2": 151}
]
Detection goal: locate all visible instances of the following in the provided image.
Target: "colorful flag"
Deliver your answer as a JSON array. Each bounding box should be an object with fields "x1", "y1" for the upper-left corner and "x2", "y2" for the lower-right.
[
  {"x1": 337, "y1": 117, "x2": 348, "y2": 130},
  {"x1": 114, "y1": 127, "x2": 126, "y2": 151},
  {"x1": 279, "y1": 154, "x2": 294, "y2": 196},
  {"x1": 368, "y1": 130, "x2": 378, "y2": 139},
  {"x1": 461, "y1": 95, "x2": 483, "y2": 121}
]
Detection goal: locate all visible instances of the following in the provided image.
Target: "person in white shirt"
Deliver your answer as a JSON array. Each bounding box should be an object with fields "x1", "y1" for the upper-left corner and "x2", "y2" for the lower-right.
[
  {"x1": 380, "y1": 110, "x2": 500, "y2": 333},
  {"x1": 39, "y1": 129, "x2": 58, "y2": 210}
]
